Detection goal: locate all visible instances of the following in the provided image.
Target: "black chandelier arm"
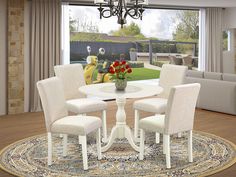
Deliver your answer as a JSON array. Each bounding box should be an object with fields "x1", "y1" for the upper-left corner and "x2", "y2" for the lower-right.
[
  {"x1": 98, "y1": 6, "x2": 118, "y2": 18},
  {"x1": 124, "y1": 7, "x2": 144, "y2": 20},
  {"x1": 96, "y1": 0, "x2": 147, "y2": 27},
  {"x1": 122, "y1": 0, "x2": 144, "y2": 20}
]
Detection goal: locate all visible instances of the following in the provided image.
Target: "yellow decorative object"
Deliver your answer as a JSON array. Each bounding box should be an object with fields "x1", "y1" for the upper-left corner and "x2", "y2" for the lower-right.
[
  {"x1": 84, "y1": 56, "x2": 98, "y2": 85},
  {"x1": 84, "y1": 56, "x2": 112, "y2": 84},
  {"x1": 93, "y1": 72, "x2": 112, "y2": 84}
]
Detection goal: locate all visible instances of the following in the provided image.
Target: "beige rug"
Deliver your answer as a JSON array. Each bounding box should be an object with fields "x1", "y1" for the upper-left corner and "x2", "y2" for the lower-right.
[{"x1": 0, "y1": 131, "x2": 235, "y2": 177}]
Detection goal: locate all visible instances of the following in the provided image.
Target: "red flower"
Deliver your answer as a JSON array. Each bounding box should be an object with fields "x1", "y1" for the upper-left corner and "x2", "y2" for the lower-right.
[
  {"x1": 114, "y1": 61, "x2": 120, "y2": 67},
  {"x1": 109, "y1": 60, "x2": 132, "y2": 80},
  {"x1": 109, "y1": 67, "x2": 115, "y2": 74},
  {"x1": 125, "y1": 64, "x2": 130, "y2": 69},
  {"x1": 127, "y1": 68, "x2": 132, "y2": 73},
  {"x1": 121, "y1": 60, "x2": 126, "y2": 65}
]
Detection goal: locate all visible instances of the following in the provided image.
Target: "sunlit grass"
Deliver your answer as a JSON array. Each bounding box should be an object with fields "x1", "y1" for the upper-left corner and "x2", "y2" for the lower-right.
[
  {"x1": 92, "y1": 68, "x2": 160, "y2": 81},
  {"x1": 127, "y1": 68, "x2": 160, "y2": 81}
]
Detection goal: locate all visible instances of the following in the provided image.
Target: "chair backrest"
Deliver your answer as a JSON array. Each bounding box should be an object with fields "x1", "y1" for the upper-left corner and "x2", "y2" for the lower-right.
[
  {"x1": 37, "y1": 77, "x2": 68, "y2": 132},
  {"x1": 169, "y1": 56, "x2": 176, "y2": 65},
  {"x1": 169, "y1": 55, "x2": 182, "y2": 65},
  {"x1": 164, "y1": 83, "x2": 200, "y2": 135},
  {"x1": 159, "y1": 64, "x2": 188, "y2": 98},
  {"x1": 182, "y1": 55, "x2": 193, "y2": 66},
  {"x1": 54, "y1": 64, "x2": 86, "y2": 100}
]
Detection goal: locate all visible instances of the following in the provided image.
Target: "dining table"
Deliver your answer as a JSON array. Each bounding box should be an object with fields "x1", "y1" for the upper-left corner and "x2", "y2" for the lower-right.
[{"x1": 79, "y1": 82, "x2": 163, "y2": 152}]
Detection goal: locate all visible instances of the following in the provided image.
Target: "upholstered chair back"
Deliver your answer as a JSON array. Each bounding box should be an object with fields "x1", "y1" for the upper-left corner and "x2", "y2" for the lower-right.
[
  {"x1": 182, "y1": 55, "x2": 193, "y2": 66},
  {"x1": 54, "y1": 64, "x2": 86, "y2": 100},
  {"x1": 159, "y1": 64, "x2": 188, "y2": 98},
  {"x1": 164, "y1": 83, "x2": 200, "y2": 135},
  {"x1": 37, "y1": 77, "x2": 68, "y2": 132}
]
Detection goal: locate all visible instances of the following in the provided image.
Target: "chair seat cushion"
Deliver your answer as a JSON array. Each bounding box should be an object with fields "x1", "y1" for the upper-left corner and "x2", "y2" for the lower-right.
[
  {"x1": 51, "y1": 116, "x2": 102, "y2": 135},
  {"x1": 133, "y1": 98, "x2": 167, "y2": 113},
  {"x1": 139, "y1": 115, "x2": 165, "y2": 133},
  {"x1": 66, "y1": 98, "x2": 107, "y2": 114}
]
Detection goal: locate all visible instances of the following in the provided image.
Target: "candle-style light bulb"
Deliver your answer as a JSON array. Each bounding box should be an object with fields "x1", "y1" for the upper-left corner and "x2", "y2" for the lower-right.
[{"x1": 94, "y1": 0, "x2": 106, "y2": 4}]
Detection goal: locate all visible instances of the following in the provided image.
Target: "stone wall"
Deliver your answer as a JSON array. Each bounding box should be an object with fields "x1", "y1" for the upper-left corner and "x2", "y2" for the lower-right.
[{"x1": 7, "y1": 0, "x2": 24, "y2": 114}]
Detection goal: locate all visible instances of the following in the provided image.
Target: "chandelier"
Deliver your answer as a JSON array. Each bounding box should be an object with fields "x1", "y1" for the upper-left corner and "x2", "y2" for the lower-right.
[{"x1": 94, "y1": 0, "x2": 148, "y2": 28}]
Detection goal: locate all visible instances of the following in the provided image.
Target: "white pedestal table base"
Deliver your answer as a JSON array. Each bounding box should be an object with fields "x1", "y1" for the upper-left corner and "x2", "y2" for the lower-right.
[{"x1": 101, "y1": 97, "x2": 139, "y2": 152}]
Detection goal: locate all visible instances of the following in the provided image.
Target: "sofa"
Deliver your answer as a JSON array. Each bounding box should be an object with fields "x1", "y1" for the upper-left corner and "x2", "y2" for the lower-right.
[{"x1": 185, "y1": 70, "x2": 236, "y2": 115}]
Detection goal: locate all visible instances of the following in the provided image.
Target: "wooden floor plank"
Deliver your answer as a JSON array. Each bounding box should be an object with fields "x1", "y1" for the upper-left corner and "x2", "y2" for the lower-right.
[{"x1": 0, "y1": 99, "x2": 235, "y2": 177}]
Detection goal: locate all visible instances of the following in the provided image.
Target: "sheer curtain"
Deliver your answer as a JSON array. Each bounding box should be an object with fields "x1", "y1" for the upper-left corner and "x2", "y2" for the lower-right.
[
  {"x1": 61, "y1": 2, "x2": 70, "y2": 65},
  {"x1": 199, "y1": 8, "x2": 223, "y2": 72},
  {"x1": 30, "y1": 0, "x2": 61, "y2": 112},
  {"x1": 198, "y1": 9, "x2": 206, "y2": 71}
]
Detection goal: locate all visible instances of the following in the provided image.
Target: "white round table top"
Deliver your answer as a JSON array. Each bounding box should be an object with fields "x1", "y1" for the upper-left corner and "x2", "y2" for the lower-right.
[{"x1": 79, "y1": 82, "x2": 163, "y2": 99}]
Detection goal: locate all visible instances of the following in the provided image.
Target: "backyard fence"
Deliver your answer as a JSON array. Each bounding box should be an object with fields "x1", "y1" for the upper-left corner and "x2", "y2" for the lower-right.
[
  {"x1": 70, "y1": 41, "x2": 136, "y2": 63},
  {"x1": 70, "y1": 40, "x2": 199, "y2": 67}
]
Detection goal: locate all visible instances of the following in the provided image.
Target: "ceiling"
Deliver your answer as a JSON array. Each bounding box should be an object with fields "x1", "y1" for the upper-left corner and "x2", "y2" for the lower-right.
[
  {"x1": 149, "y1": 0, "x2": 236, "y2": 8},
  {"x1": 68, "y1": 0, "x2": 236, "y2": 8}
]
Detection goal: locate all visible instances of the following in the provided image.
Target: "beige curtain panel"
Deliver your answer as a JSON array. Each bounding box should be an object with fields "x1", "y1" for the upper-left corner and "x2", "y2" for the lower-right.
[
  {"x1": 205, "y1": 8, "x2": 223, "y2": 72},
  {"x1": 30, "y1": 0, "x2": 61, "y2": 112}
]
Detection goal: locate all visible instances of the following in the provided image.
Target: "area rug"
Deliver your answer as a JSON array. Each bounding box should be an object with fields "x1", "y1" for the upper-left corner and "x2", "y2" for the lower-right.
[{"x1": 0, "y1": 131, "x2": 235, "y2": 177}]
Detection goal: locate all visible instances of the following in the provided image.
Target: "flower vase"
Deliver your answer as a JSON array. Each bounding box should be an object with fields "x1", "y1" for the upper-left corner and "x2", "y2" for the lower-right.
[{"x1": 115, "y1": 79, "x2": 127, "y2": 90}]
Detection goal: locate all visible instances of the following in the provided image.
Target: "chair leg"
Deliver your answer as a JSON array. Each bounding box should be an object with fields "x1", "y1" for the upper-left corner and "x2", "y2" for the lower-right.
[
  {"x1": 102, "y1": 110, "x2": 108, "y2": 142},
  {"x1": 188, "y1": 130, "x2": 193, "y2": 162},
  {"x1": 134, "y1": 109, "x2": 140, "y2": 139},
  {"x1": 47, "y1": 132, "x2": 52, "y2": 166},
  {"x1": 156, "y1": 133, "x2": 160, "y2": 144},
  {"x1": 79, "y1": 136, "x2": 88, "y2": 170},
  {"x1": 96, "y1": 128, "x2": 102, "y2": 160},
  {"x1": 177, "y1": 132, "x2": 182, "y2": 138},
  {"x1": 63, "y1": 134, "x2": 68, "y2": 157},
  {"x1": 164, "y1": 134, "x2": 171, "y2": 168},
  {"x1": 163, "y1": 134, "x2": 166, "y2": 154},
  {"x1": 139, "y1": 129, "x2": 145, "y2": 160}
]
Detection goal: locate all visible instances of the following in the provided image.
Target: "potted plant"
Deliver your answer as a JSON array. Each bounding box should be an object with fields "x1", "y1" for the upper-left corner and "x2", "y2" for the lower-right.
[
  {"x1": 129, "y1": 48, "x2": 137, "y2": 61},
  {"x1": 109, "y1": 60, "x2": 132, "y2": 90}
]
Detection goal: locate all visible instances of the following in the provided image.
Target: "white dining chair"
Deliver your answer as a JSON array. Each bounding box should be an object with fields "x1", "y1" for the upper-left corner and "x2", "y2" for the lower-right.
[
  {"x1": 54, "y1": 64, "x2": 108, "y2": 142},
  {"x1": 139, "y1": 83, "x2": 200, "y2": 168},
  {"x1": 133, "y1": 64, "x2": 188, "y2": 141},
  {"x1": 37, "y1": 77, "x2": 102, "y2": 170}
]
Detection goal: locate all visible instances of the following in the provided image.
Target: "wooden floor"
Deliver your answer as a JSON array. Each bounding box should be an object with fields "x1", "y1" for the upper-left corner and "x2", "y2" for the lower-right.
[{"x1": 0, "y1": 99, "x2": 236, "y2": 177}]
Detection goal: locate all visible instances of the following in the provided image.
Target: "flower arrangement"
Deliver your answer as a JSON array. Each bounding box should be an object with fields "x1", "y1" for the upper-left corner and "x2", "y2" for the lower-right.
[{"x1": 109, "y1": 60, "x2": 132, "y2": 80}]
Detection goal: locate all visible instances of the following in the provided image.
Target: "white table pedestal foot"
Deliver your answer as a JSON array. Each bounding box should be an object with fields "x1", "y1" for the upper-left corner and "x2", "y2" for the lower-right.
[
  {"x1": 101, "y1": 125, "x2": 139, "y2": 152},
  {"x1": 101, "y1": 97, "x2": 139, "y2": 152}
]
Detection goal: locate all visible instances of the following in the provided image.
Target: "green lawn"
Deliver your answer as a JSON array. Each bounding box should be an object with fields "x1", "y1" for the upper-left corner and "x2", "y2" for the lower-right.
[
  {"x1": 127, "y1": 68, "x2": 160, "y2": 81},
  {"x1": 93, "y1": 68, "x2": 160, "y2": 81}
]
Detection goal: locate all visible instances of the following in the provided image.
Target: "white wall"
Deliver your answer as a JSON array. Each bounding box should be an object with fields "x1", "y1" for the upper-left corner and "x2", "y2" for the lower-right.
[
  {"x1": 223, "y1": 30, "x2": 235, "y2": 73},
  {"x1": 222, "y1": 8, "x2": 236, "y2": 73},
  {"x1": 0, "y1": 0, "x2": 7, "y2": 116},
  {"x1": 223, "y1": 8, "x2": 236, "y2": 29}
]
